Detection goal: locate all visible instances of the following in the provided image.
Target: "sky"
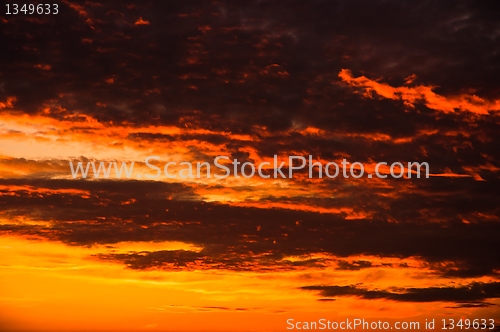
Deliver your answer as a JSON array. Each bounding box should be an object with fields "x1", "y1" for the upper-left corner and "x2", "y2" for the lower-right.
[{"x1": 1, "y1": 1, "x2": 500, "y2": 331}]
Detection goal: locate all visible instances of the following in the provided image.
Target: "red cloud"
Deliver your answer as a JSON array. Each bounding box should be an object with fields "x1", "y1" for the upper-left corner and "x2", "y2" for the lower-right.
[{"x1": 339, "y1": 69, "x2": 500, "y2": 115}]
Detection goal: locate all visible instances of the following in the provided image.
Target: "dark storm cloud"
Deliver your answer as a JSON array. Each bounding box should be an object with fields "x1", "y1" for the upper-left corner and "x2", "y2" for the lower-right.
[
  {"x1": 2, "y1": 0, "x2": 499, "y2": 127},
  {"x1": 300, "y1": 282, "x2": 500, "y2": 303},
  {"x1": 2, "y1": 0, "x2": 499, "y2": 183},
  {"x1": 1, "y1": 177, "x2": 499, "y2": 276}
]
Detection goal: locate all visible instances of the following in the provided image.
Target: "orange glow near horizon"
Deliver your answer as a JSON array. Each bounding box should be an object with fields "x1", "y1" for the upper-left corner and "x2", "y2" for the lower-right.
[{"x1": 2, "y1": 235, "x2": 498, "y2": 331}]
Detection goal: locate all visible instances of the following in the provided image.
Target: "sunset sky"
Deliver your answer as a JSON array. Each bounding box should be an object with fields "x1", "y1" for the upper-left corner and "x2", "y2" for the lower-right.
[{"x1": 1, "y1": 1, "x2": 500, "y2": 331}]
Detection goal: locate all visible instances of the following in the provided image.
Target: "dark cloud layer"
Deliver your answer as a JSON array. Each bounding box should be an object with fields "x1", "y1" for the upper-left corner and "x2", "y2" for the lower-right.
[
  {"x1": 1, "y1": 178, "x2": 499, "y2": 278},
  {"x1": 2, "y1": 1, "x2": 500, "y2": 122},
  {"x1": 0, "y1": 1, "x2": 500, "y2": 179},
  {"x1": 301, "y1": 282, "x2": 500, "y2": 304},
  {"x1": 2, "y1": 1, "x2": 500, "y2": 177}
]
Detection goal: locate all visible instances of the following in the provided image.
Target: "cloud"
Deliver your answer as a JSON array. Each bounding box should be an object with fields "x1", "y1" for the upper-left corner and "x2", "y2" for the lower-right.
[
  {"x1": 336, "y1": 260, "x2": 372, "y2": 271},
  {"x1": 300, "y1": 282, "x2": 500, "y2": 303},
  {"x1": 445, "y1": 302, "x2": 496, "y2": 309},
  {"x1": 147, "y1": 304, "x2": 271, "y2": 313},
  {"x1": 339, "y1": 69, "x2": 500, "y2": 115},
  {"x1": 134, "y1": 17, "x2": 150, "y2": 25},
  {"x1": 0, "y1": 176, "x2": 499, "y2": 276}
]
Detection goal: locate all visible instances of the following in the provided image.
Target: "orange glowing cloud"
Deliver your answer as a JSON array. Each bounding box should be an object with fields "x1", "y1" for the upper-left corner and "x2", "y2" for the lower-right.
[
  {"x1": 0, "y1": 96, "x2": 16, "y2": 109},
  {"x1": 134, "y1": 17, "x2": 150, "y2": 25},
  {"x1": 339, "y1": 69, "x2": 500, "y2": 115}
]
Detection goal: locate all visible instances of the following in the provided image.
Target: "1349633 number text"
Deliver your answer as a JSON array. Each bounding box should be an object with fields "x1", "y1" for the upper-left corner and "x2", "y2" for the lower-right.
[{"x1": 5, "y1": 4, "x2": 58, "y2": 15}]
